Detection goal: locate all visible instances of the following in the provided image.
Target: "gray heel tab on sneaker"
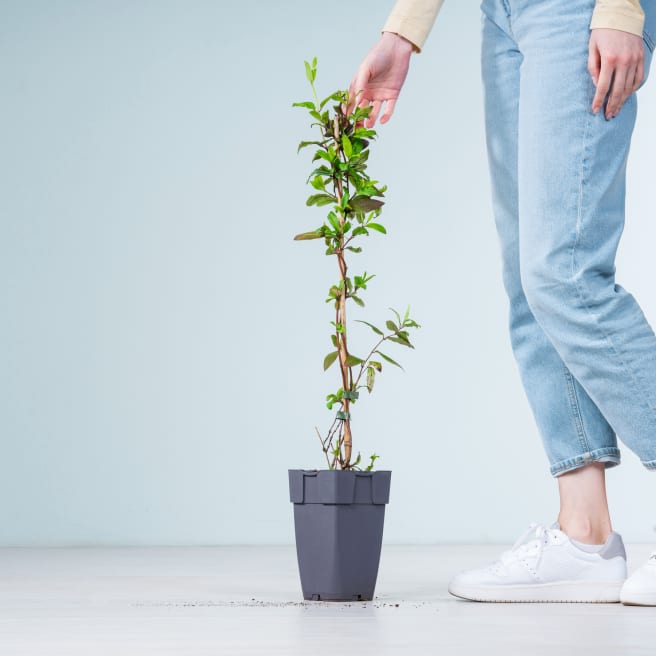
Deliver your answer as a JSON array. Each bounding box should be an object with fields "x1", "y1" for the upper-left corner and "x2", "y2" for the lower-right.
[{"x1": 600, "y1": 532, "x2": 627, "y2": 560}]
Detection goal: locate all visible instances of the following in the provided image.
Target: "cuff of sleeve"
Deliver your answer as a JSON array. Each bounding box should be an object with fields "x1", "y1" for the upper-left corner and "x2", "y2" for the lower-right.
[
  {"x1": 590, "y1": 8, "x2": 645, "y2": 37},
  {"x1": 382, "y1": 13, "x2": 428, "y2": 53}
]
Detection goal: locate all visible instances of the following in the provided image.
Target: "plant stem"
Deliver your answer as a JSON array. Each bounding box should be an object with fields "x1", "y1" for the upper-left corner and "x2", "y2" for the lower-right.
[
  {"x1": 309, "y1": 79, "x2": 320, "y2": 112},
  {"x1": 352, "y1": 334, "x2": 389, "y2": 389},
  {"x1": 332, "y1": 113, "x2": 352, "y2": 468},
  {"x1": 315, "y1": 426, "x2": 332, "y2": 468}
]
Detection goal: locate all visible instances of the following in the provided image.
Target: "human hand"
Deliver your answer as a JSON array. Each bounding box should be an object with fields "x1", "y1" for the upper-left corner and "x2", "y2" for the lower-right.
[
  {"x1": 588, "y1": 28, "x2": 645, "y2": 119},
  {"x1": 346, "y1": 32, "x2": 415, "y2": 127}
]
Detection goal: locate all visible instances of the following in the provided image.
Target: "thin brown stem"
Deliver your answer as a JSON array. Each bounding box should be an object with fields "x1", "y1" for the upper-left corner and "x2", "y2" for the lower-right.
[
  {"x1": 315, "y1": 426, "x2": 332, "y2": 469},
  {"x1": 331, "y1": 113, "x2": 353, "y2": 468},
  {"x1": 352, "y1": 335, "x2": 390, "y2": 389}
]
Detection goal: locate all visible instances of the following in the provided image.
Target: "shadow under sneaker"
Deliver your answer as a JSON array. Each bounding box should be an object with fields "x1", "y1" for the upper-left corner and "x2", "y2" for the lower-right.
[{"x1": 448, "y1": 521, "x2": 626, "y2": 603}]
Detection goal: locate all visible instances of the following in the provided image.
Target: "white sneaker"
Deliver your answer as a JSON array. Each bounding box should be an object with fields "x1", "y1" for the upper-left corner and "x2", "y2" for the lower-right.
[
  {"x1": 448, "y1": 521, "x2": 627, "y2": 603},
  {"x1": 620, "y1": 552, "x2": 656, "y2": 606}
]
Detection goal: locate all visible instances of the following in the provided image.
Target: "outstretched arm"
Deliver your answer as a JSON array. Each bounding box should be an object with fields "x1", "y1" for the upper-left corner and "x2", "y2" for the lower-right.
[
  {"x1": 346, "y1": 32, "x2": 415, "y2": 127},
  {"x1": 346, "y1": 0, "x2": 445, "y2": 127}
]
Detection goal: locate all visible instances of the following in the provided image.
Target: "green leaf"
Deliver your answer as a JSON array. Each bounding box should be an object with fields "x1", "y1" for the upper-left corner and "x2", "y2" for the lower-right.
[
  {"x1": 313, "y1": 150, "x2": 332, "y2": 163},
  {"x1": 293, "y1": 101, "x2": 316, "y2": 110},
  {"x1": 297, "y1": 140, "x2": 318, "y2": 154},
  {"x1": 331, "y1": 334, "x2": 338, "y2": 348},
  {"x1": 404, "y1": 305, "x2": 411, "y2": 323},
  {"x1": 386, "y1": 320, "x2": 398, "y2": 332},
  {"x1": 327, "y1": 212, "x2": 341, "y2": 233},
  {"x1": 366, "y1": 367, "x2": 376, "y2": 393},
  {"x1": 310, "y1": 176, "x2": 325, "y2": 191},
  {"x1": 355, "y1": 319, "x2": 383, "y2": 335},
  {"x1": 342, "y1": 134, "x2": 353, "y2": 158},
  {"x1": 367, "y1": 222, "x2": 387, "y2": 234},
  {"x1": 390, "y1": 307, "x2": 402, "y2": 326},
  {"x1": 304, "y1": 60, "x2": 313, "y2": 83},
  {"x1": 346, "y1": 246, "x2": 362, "y2": 253},
  {"x1": 294, "y1": 230, "x2": 324, "y2": 240},
  {"x1": 388, "y1": 335, "x2": 414, "y2": 348},
  {"x1": 323, "y1": 351, "x2": 339, "y2": 371},
  {"x1": 345, "y1": 354, "x2": 364, "y2": 367},
  {"x1": 351, "y1": 196, "x2": 385, "y2": 212},
  {"x1": 376, "y1": 350, "x2": 404, "y2": 370},
  {"x1": 369, "y1": 360, "x2": 382, "y2": 372},
  {"x1": 340, "y1": 189, "x2": 350, "y2": 210},
  {"x1": 320, "y1": 91, "x2": 342, "y2": 109},
  {"x1": 306, "y1": 193, "x2": 336, "y2": 207},
  {"x1": 325, "y1": 392, "x2": 339, "y2": 410},
  {"x1": 351, "y1": 226, "x2": 369, "y2": 238},
  {"x1": 353, "y1": 127, "x2": 377, "y2": 139},
  {"x1": 308, "y1": 165, "x2": 332, "y2": 178},
  {"x1": 350, "y1": 138, "x2": 365, "y2": 155},
  {"x1": 351, "y1": 295, "x2": 365, "y2": 307},
  {"x1": 365, "y1": 453, "x2": 380, "y2": 472},
  {"x1": 353, "y1": 104, "x2": 373, "y2": 121}
]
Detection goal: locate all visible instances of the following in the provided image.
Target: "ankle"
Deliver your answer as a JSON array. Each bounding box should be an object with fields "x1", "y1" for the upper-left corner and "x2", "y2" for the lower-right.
[{"x1": 557, "y1": 516, "x2": 612, "y2": 544}]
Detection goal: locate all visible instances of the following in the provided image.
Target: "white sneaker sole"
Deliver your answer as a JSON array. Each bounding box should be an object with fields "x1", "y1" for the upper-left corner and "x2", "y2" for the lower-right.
[
  {"x1": 448, "y1": 580, "x2": 623, "y2": 603},
  {"x1": 620, "y1": 591, "x2": 656, "y2": 606}
]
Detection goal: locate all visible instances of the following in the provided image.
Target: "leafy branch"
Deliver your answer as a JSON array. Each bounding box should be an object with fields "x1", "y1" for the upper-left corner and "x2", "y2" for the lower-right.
[{"x1": 294, "y1": 57, "x2": 420, "y2": 471}]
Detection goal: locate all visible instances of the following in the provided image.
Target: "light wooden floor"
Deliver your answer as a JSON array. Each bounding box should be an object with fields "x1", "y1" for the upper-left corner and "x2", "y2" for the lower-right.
[{"x1": 1, "y1": 544, "x2": 655, "y2": 655}]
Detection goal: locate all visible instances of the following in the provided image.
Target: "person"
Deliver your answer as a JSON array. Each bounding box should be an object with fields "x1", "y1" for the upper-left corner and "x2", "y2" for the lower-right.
[{"x1": 347, "y1": 0, "x2": 656, "y2": 604}]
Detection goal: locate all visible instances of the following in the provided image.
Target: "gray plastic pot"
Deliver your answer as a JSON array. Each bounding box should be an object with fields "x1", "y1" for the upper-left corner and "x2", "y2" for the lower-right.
[{"x1": 288, "y1": 468, "x2": 392, "y2": 601}]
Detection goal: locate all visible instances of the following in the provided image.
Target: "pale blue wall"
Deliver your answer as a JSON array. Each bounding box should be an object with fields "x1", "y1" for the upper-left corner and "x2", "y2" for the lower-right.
[{"x1": 1, "y1": 0, "x2": 655, "y2": 545}]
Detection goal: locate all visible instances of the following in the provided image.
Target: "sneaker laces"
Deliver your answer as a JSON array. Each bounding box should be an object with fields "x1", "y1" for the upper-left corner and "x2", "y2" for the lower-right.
[{"x1": 497, "y1": 522, "x2": 561, "y2": 572}]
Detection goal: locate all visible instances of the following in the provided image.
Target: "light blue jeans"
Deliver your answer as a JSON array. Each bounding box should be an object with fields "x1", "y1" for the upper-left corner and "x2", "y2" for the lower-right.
[{"x1": 480, "y1": 0, "x2": 656, "y2": 476}]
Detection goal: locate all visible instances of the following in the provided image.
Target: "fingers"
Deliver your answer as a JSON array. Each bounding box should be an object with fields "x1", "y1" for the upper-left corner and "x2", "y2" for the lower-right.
[
  {"x1": 605, "y1": 58, "x2": 643, "y2": 117},
  {"x1": 588, "y1": 42, "x2": 600, "y2": 87},
  {"x1": 591, "y1": 57, "x2": 612, "y2": 115},
  {"x1": 366, "y1": 100, "x2": 383, "y2": 127},
  {"x1": 635, "y1": 57, "x2": 645, "y2": 90},
  {"x1": 596, "y1": 58, "x2": 641, "y2": 119},
  {"x1": 589, "y1": 29, "x2": 645, "y2": 119},
  {"x1": 346, "y1": 71, "x2": 368, "y2": 116},
  {"x1": 605, "y1": 65, "x2": 629, "y2": 117},
  {"x1": 380, "y1": 98, "x2": 397, "y2": 124}
]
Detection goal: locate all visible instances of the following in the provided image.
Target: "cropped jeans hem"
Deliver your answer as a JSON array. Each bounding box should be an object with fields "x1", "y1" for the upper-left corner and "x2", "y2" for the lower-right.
[{"x1": 550, "y1": 447, "x2": 621, "y2": 478}]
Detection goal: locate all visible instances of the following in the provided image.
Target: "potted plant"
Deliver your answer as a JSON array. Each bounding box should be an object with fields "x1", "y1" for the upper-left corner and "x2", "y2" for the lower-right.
[{"x1": 289, "y1": 58, "x2": 420, "y2": 602}]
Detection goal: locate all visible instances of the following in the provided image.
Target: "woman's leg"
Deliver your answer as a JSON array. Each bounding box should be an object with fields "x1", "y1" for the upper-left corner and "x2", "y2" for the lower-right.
[
  {"x1": 516, "y1": 0, "x2": 656, "y2": 471},
  {"x1": 557, "y1": 462, "x2": 612, "y2": 544},
  {"x1": 446, "y1": 2, "x2": 635, "y2": 601},
  {"x1": 480, "y1": 0, "x2": 621, "y2": 479}
]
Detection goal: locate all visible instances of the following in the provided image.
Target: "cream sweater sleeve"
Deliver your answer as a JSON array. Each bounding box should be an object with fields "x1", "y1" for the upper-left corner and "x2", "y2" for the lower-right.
[
  {"x1": 382, "y1": 0, "x2": 645, "y2": 53},
  {"x1": 590, "y1": 0, "x2": 645, "y2": 36},
  {"x1": 382, "y1": 0, "x2": 445, "y2": 52}
]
